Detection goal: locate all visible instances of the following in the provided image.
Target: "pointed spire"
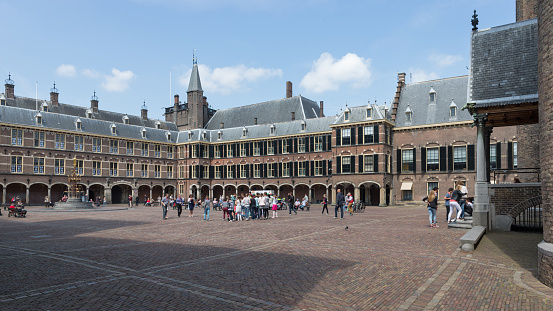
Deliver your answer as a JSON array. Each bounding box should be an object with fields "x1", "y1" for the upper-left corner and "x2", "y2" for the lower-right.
[{"x1": 187, "y1": 56, "x2": 203, "y2": 93}]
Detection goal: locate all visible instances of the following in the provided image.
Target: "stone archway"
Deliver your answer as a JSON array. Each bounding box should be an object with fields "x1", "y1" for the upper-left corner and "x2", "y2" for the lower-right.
[
  {"x1": 112, "y1": 184, "x2": 131, "y2": 204},
  {"x1": 213, "y1": 185, "x2": 224, "y2": 200},
  {"x1": 29, "y1": 183, "x2": 48, "y2": 205},
  {"x1": 224, "y1": 185, "x2": 236, "y2": 198},
  {"x1": 295, "y1": 184, "x2": 309, "y2": 202},
  {"x1": 369, "y1": 185, "x2": 380, "y2": 206},
  {"x1": 138, "y1": 185, "x2": 150, "y2": 203},
  {"x1": 6, "y1": 183, "x2": 26, "y2": 204},
  {"x1": 51, "y1": 184, "x2": 68, "y2": 203},
  {"x1": 164, "y1": 185, "x2": 175, "y2": 196},
  {"x1": 152, "y1": 185, "x2": 163, "y2": 201},
  {"x1": 311, "y1": 184, "x2": 327, "y2": 204},
  {"x1": 89, "y1": 184, "x2": 104, "y2": 204}
]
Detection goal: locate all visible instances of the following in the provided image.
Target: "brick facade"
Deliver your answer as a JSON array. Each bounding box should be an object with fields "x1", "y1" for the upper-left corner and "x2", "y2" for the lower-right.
[{"x1": 489, "y1": 183, "x2": 541, "y2": 216}]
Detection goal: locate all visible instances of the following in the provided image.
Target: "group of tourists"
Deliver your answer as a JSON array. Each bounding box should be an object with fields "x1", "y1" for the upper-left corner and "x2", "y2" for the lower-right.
[{"x1": 423, "y1": 181, "x2": 473, "y2": 228}]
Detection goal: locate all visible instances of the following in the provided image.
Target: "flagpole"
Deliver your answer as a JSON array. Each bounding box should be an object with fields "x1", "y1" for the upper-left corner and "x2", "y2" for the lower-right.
[{"x1": 35, "y1": 81, "x2": 38, "y2": 111}]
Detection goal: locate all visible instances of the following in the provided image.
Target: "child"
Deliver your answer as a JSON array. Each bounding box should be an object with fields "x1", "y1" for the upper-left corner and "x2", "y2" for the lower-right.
[{"x1": 272, "y1": 195, "x2": 279, "y2": 218}]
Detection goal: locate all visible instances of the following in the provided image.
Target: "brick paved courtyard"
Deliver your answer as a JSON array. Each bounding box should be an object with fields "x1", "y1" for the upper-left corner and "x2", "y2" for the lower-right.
[{"x1": 1, "y1": 205, "x2": 552, "y2": 310}]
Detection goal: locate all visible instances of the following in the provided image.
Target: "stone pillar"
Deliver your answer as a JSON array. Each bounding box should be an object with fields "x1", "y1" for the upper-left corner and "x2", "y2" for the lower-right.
[
  {"x1": 484, "y1": 127, "x2": 493, "y2": 183},
  {"x1": 354, "y1": 187, "x2": 360, "y2": 202},
  {"x1": 209, "y1": 187, "x2": 213, "y2": 200},
  {"x1": 150, "y1": 188, "x2": 153, "y2": 201},
  {"x1": 365, "y1": 187, "x2": 370, "y2": 204},
  {"x1": 309, "y1": 186, "x2": 313, "y2": 203},
  {"x1": 26, "y1": 186, "x2": 30, "y2": 204},
  {"x1": 331, "y1": 187, "x2": 337, "y2": 205},
  {"x1": 48, "y1": 186, "x2": 51, "y2": 201},
  {"x1": 292, "y1": 185, "x2": 296, "y2": 199},
  {"x1": 379, "y1": 187, "x2": 386, "y2": 206},
  {"x1": 538, "y1": 0, "x2": 553, "y2": 287},
  {"x1": 105, "y1": 187, "x2": 112, "y2": 204},
  {"x1": 326, "y1": 186, "x2": 329, "y2": 202},
  {"x1": 473, "y1": 114, "x2": 490, "y2": 228}
]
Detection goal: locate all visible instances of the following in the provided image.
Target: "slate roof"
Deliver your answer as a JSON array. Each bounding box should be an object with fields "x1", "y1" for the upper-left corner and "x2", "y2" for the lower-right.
[
  {"x1": 334, "y1": 104, "x2": 390, "y2": 124},
  {"x1": 395, "y1": 76, "x2": 470, "y2": 127},
  {"x1": 469, "y1": 18, "x2": 538, "y2": 107},
  {"x1": 187, "y1": 63, "x2": 203, "y2": 93},
  {"x1": 177, "y1": 116, "x2": 336, "y2": 143},
  {"x1": 204, "y1": 95, "x2": 320, "y2": 130},
  {"x1": 0, "y1": 105, "x2": 179, "y2": 143},
  {"x1": 2, "y1": 95, "x2": 177, "y2": 131}
]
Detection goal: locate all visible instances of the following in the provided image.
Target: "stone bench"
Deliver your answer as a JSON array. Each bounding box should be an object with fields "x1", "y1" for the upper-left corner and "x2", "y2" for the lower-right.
[{"x1": 459, "y1": 226, "x2": 486, "y2": 252}]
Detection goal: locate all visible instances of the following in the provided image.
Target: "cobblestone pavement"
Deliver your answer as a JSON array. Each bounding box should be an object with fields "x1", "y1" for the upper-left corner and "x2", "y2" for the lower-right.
[{"x1": 1, "y1": 205, "x2": 552, "y2": 310}]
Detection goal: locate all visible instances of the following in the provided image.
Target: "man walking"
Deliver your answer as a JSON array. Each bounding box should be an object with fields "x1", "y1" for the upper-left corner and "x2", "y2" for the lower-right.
[
  {"x1": 335, "y1": 189, "x2": 344, "y2": 219},
  {"x1": 161, "y1": 193, "x2": 169, "y2": 220},
  {"x1": 288, "y1": 192, "x2": 297, "y2": 215},
  {"x1": 203, "y1": 195, "x2": 211, "y2": 221},
  {"x1": 175, "y1": 195, "x2": 183, "y2": 217}
]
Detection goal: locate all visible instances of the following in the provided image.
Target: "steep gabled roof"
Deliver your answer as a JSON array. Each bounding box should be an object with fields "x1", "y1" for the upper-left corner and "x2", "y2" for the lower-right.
[{"x1": 187, "y1": 63, "x2": 203, "y2": 93}]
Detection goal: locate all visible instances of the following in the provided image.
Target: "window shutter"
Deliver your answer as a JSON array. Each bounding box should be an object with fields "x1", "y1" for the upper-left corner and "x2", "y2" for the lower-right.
[
  {"x1": 232, "y1": 165, "x2": 237, "y2": 177},
  {"x1": 262, "y1": 141, "x2": 266, "y2": 156},
  {"x1": 262, "y1": 163, "x2": 267, "y2": 178},
  {"x1": 294, "y1": 138, "x2": 298, "y2": 153},
  {"x1": 199, "y1": 165, "x2": 204, "y2": 178},
  {"x1": 322, "y1": 160, "x2": 327, "y2": 176},
  {"x1": 351, "y1": 127, "x2": 356, "y2": 145},
  {"x1": 421, "y1": 147, "x2": 426, "y2": 173},
  {"x1": 448, "y1": 146, "x2": 454, "y2": 171},
  {"x1": 322, "y1": 135, "x2": 327, "y2": 151},
  {"x1": 467, "y1": 144, "x2": 475, "y2": 171},
  {"x1": 396, "y1": 149, "x2": 401, "y2": 173},
  {"x1": 250, "y1": 164, "x2": 254, "y2": 178},
  {"x1": 277, "y1": 140, "x2": 282, "y2": 154},
  {"x1": 412, "y1": 149, "x2": 417, "y2": 174},
  {"x1": 351, "y1": 155, "x2": 356, "y2": 174},
  {"x1": 336, "y1": 129, "x2": 341, "y2": 146},
  {"x1": 278, "y1": 163, "x2": 282, "y2": 177},
  {"x1": 209, "y1": 166, "x2": 214, "y2": 179},
  {"x1": 374, "y1": 125, "x2": 379, "y2": 143},
  {"x1": 293, "y1": 161, "x2": 298, "y2": 177},
  {"x1": 222, "y1": 145, "x2": 227, "y2": 158},
  {"x1": 507, "y1": 142, "x2": 513, "y2": 169},
  {"x1": 327, "y1": 134, "x2": 332, "y2": 150},
  {"x1": 358, "y1": 126, "x2": 363, "y2": 144},
  {"x1": 287, "y1": 138, "x2": 292, "y2": 153},
  {"x1": 209, "y1": 145, "x2": 214, "y2": 158},
  {"x1": 496, "y1": 142, "x2": 502, "y2": 169},
  {"x1": 310, "y1": 160, "x2": 314, "y2": 176},
  {"x1": 309, "y1": 136, "x2": 314, "y2": 152},
  {"x1": 188, "y1": 145, "x2": 192, "y2": 158},
  {"x1": 189, "y1": 165, "x2": 192, "y2": 178},
  {"x1": 359, "y1": 155, "x2": 364, "y2": 173},
  {"x1": 223, "y1": 165, "x2": 227, "y2": 179},
  {"x1": 374, "y1": 154, "x2": 379, "y2": 172},
  {"x1": 232, "y1": 143, "x2": 237, "y2": 157},
  {"x1": 199, "y1": 145, "x2": 204, "y2": 157},
  {"x1": 440, "y1": 146, "x2": 447, "y2": 171},
  {"x1": 336, "y1": 157, "x2": 342, "y2": 174}
]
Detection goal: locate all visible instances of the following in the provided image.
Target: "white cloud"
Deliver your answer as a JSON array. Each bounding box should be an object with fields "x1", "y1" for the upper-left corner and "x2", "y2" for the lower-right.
[
  {"x1": 179, "y1": 64, "x2": 282, "y2": 94},
  {"x1": 101, "y1": 69, "x2": 135, "y2": 92},
  {"x1": 56, "y1": 64, "x2": 77, "y2": 77},
  {"x1": 300, "y1": 53, "x2": 372, "y2": 93},
  {"x1": 429, "y1": 53, "x2": 463, "y2": 67},
  {"x1": 82, "y1": 69, "x2": 100, "y2": 78},
  {"x1": 409, "y1": 68, "x2": 440, "y2": 83}
]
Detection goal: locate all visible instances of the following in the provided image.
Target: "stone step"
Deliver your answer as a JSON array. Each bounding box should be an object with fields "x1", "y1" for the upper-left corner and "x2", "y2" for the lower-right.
[{"x1": 448, "y1": 222, "x2": 473, "y2": 229}]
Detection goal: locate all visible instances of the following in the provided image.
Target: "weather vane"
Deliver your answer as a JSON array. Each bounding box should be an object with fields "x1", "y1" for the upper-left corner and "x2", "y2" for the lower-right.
[{"x1": 471, "y1": 10, "x2": 479, "y2": 31}]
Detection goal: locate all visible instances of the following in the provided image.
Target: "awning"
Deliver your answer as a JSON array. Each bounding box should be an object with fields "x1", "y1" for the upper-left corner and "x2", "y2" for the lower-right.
[{"x1": 400, "y1": 182, "x2": 413, "y2": 191}]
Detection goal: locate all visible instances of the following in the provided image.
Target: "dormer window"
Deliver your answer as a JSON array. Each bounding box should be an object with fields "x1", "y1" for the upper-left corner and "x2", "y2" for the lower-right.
[
  {"x1": 41, "y1": 102, "x2": 48, "y2": 112},
  {"x1": 188, "y1": 131, "x2": 192, "y2": 140},
  {"x1": 166, "y1": 132, "x2": 171, "y2": 141},
  {"x1": 218, "y1": 131, "x2": 222, "y2": 140},
  {"x1": 36, "y1": 113, "x2": 43, "y2": 125},
  {"x1": 141, "y1": 128, "x2": 147, "y2": 138},
  {"x1": 0, "y1": 94, "x2": 5, "y2": 106},
  {"x1": 366, "y1": 108, "x2": 372, "y2": 119},
  {"x1": 429, "y1": 86, "x2": 436, "y2": 104},
  {"x1": 270, "y1": 125, "x2": 275, "y2": 135},
  {"x1": 449, "y1": 99, "x2": 458, "y2": 118},
  {"x1": 405, "y1": 106, "x2": 412, "y2": 123},
  {"x1": 242, "y1": 127, "x2": 247, "y2": 137},
  {"x1": 75, "y1": 118, "x2": 82, "y2": 130},
  {"x1": 86, "y1": 109, "x2": 93, "y2": 119},
  {"x1": 155, "y1": 121, "x2": 161, "y2": 129},
  {"x1": 344, "y1": 111, "x2": 349, "y2": 121},
  {"x1": 110, "y1": 123, "x2": 117, "y2": 135},
  {"x1": 123, "y1": 115, "x2": 129, "y2": 125},
  {"x1": 301, "y1": 121, "x2": 306, "y2": 131},
  {"x1": 202, "y1": 131, "x2": 207, "y2": 140}
]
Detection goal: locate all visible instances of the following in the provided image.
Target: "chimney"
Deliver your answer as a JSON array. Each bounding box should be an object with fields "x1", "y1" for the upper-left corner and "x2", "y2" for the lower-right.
[
  {"x1": 5, "y1": 73, "x2": 14, "y2": 99},
  {"x1": 174, "y1": 94, "x2": 180, "y2": 109},
  {"x1": 286, "y1": 81, "x2": 292, "y2": 98},
  {"x1": 141, "y1": 102, "x2": 148, "y2": 120},
  {"x1": 319, "y1": 101, "x2": 324, "y2": 117},
  {"x1": 50, "y1": 82, "x2": 59, "y2": 106},
  {"x1": 90, "y1": 91, "x2": 99, "y2": 113},
  {"x1": 516, "y1": 0, "x2": 537, "y2": 21},
  {"x1": 291, "y1": 111, "x2": 295, "y2": 121},
  {"x1": 391, "y1": 73, "x2": 406, "y2": 122}
]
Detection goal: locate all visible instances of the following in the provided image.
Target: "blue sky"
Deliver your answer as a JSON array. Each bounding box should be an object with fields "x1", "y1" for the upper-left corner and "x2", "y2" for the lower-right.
[{"x1": 1, "y1": 0, "x2": 514, "y2": 120}]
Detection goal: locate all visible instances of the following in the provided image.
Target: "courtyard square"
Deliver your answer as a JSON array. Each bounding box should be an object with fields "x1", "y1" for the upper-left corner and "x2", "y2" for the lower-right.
[{"x1": 0, "y1": 205, "x2": 551, "y2": 310}]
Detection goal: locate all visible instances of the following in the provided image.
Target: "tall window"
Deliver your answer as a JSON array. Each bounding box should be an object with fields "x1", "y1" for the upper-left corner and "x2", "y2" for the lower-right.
[
  {"x1": 315, "y1": 161, "x2": 323, "y2": 176},
  {"x1": 342, "y1": 128, "x2": 351, "y2": 145},
  {"x1": 75, "y1": 160, "x2": 83, "y2": 175},
  {"x1": 450, "y1": 107, "x2": 457, "y2": 117},
  {"x1": 55, "y1": 159, "x2": 65, "y2": 175},
  {"x1": 453, "y1": 146, "x2": 467, "y2": 170},
  {"x1": 427, "y1": 148, "x2": 439, "y2": 171},
  {"x1": 179, "y1": 166, "x2": 185, "y2": 179},
  {"x1": 141, "y1": 143, "x2": 149, "y2": 156},
  {"x1": 55, "y1": 133, "x2": 65, "y2": 149},
  {"x1": 126, "y1": 163, "x2": 134, "y2": 177},
  {"x1": 298, "y1": 138, "x2": 306, "y2": 153},
  {"x1": 126, "y1": 141, "x2": 134, "y2": 155},
  {"x1": 282, "y1": 162, "x2": 290, "y2": 177},
  {"x1": 110, "y1": 162, "x2": 118, "y2": 176},
  {"x1": 167, "y1": 166, "x2": 173, "y2": 178},
  {"x1": 227, "y1": 144, "x2": 233, "y2": 157},
  {"x1": 254, "y1": 164, "x2": 260, "y2": 178},
  {"x1": 191, "y1": 166, "x2": 198, "y2": 179},
  {"x1": 34, "y1": 131, "x2": 45, "y2": 148},
  {"x1": 366, "y1": 108, "x2": 372, "y2": 118},
  {"x1": 11, "y1": 156, "x2": 22, "y2": 173},
  {"x1": 227, "y1": 165, "x2": 234, "y2": 178},
  {"x1": 513, "y1": 142, "x2": 518, "y2": 169},
  {"x1": 214, "y1": 146, "x2": 221, "y2": 158},
  {"x1": 364, "y1": 126, "x2": 374, "y2": 144},
  {"x1": 179, "y1": 184, "x2": 184, "y2": 194},
  {"x1": 141, "y1": 164, "x2": 148, "y2": 177},
  {"x1": 178, "y1": 146, "x2": 184, "y2": 159},
  {"x1": 406, "y1": 111, "x2": 412, "y2": 123},
  {"x1": 282, "y1": 140, "x2": 289, "y2": 154},
  {"x1": 253, "y1": 142, "x2": 260, "y2": 156},
  {"x1": 202, "y1": 165, "x2": 209, "y2": 178},
  {"x1": 490, "y1": 144, "x2": 497, "y2": 170},
  {"x1": 93, "y1": 161, "x2": 101, "y2": 176},
  {"x1": 268, "y1": 141, "x2": 274, "y2": 155},
  {"x1": 240, "y1": 164, "x2": 247, "y2": 178},
  {"x1": 109, "y1": 139, "x2": 118, "y2": 154},
  {"x1": 402, "y1": 149, "x2": 414, "y2": 172},
  {"x1": 314, "y1": 136, "x2": 323, "y2": 152},
  {"x1": 11, "y1": 129, "x2": 22, "y2": 146},
  {"x1": 298, "y1": 162, "x2": 306, "y2": 176},
  {"x1": 202, "y1": 145, "x2": 208, "y2": 158},
  {"x1": 268, "y1": 164, "x2": 274, "y2": 177},
  {"x1": 75, "y1": 135, "x2": 84, "y2": 151},
  {"x1": 344, "y1": 111, "x2": 349, "y2": 121},
  {"x1": 34, "y1": 157, "x2": 45, "y2": 174},
  {"x1": 342, "y1": 156, "x2": 351, "y2": 173},
  {"x1": 93, "y1": 138, "x2": 101, "y2": 153},
  {"x1": 364, "y1": 155, "x2": 374, "y2": 172},
  {"x1": 192, "y1": 145, "x2": 198, "y2": 158},
  {"x1": 428, "y1": 182, "x2": 439, "y2": 196},
  {"x1": 240, "y1": 143, "x2": 246, "y2": 157},
  {"x1": 154, "y1": 144, "x2": 161, "y2": 158},
  {"x1": 155, "y1": 165, "x2": 161, "y2": 178},
  {"x1": 215, "y1": 166, "x2": 222, "y2": 179}
]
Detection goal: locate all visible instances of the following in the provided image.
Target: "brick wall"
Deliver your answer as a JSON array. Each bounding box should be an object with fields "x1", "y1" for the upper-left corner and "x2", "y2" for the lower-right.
[
  {"x1": 517, "y1": 124, "x2": 540, "y2": 182},
  {"x1": 517, "y1": 0, "x2": 538, "y2": 21},
  {"x1": 489, "y1": 183, "x2": 541, "y2": 216}
]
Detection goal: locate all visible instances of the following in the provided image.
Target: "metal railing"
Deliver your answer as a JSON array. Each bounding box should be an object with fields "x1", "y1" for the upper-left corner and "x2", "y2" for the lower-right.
[
  {"x1": 492, "y1": 168, "x2": 540, "y2": 184},
  {"x1": 511, "y1": 196, "x2": 542, "y2": 232}
]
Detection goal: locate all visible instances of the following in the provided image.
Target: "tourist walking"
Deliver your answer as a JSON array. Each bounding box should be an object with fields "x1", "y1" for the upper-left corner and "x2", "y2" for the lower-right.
[
  {"x1": 235, "y1": 196, "x2": 243, "y2": 221},
  {"x1": 448, "y1": 185, "x2": 465, "y2": 223},
  {"x1": 243, "y1": 194, "x2": 251, "y2": 220},
  {"x1": 423, "y1": 190, "x2": 439, "y2": 227},
  {"x1": 258, "y1": 194, "x2": 266, "y2": 220},
  {"x1": 322, "y1": 194, "x2": 328, "y2": 214},
  {"x1": 128, "y1": 194, "x2": 133, "y2": 208},
  {"x1": 346, "y1": 192, "x2": 354, "y2": 215},
  {"x1": 175, "y1": 195, "x2": 183, "y2": 217},
  {"x1": 457, "y1": 181, "x2": 468, "y2": 220},
  {"x1": 222, "y1": 197, "x2": 230, "y2": 220},
  {"x1": 335, "y1": 189, "x2": 344, "y2": 219},
  {"x1": 188, "y1": 195, "x2": 195, "y2": 217},
  {"x1": 161, "y1": 193, "x2": 169, "y2": 220},
  {"x1": 288, "y1": 192, "x2": 296, "y2": 215},
  {"x1": 271, "y1": 195, "x2": 278, "y2": 218},
  {"x1": 203, "y1": 195, "x2": 211, "y2": 221},
  {"x1": 135, "y1": 196, "x2": 139, "y2": 206},
  {"x1": 444, "y1": 188, "x2": 453, "y2": 222}
]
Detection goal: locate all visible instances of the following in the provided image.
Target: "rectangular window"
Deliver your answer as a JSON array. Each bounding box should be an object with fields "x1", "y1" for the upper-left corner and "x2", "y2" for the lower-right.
[
  {"x1": 240, "y1": 143, "x2": 246, "y2": 157},
  {"x1": 342, "y1": 128, "x2": 351, "y2": 145},
  {"x1": 254, "y1": 164, "x2": 260, "y2": 178},
  {"x1": 427, "y1": 148, "x2": 439, "y2": 171},
  {"x1": 364, "y1": 155, "x2": 374, "y2": 172},
  {"x1": 11, "y1": 156, "x2": 22, "y2": 173},
  {"x1": 154, "y1": 144, "x2": 161, "y2": 158},
  {"x1": 268, "y1": 164, "x2": 274, "y2": 177},
  {"x1": 126, "y1": 141, "x2": 134, "y2": 155},
  {"x1": 34, "y1": 157, "x2": 45, "y2": 174},
  {"x1": 490, "y1": 144, "x2": 497, "y2": 170},
  {"x1": 387, "y1": 154, "x2": 392, "y2": 173},
  {"x1": 342, "y1": 156, "x2": 351, "y2": 173},
  {"x1": 298, "y1": 138, "x2": 306, "y2": 153},
  {"x1": 240, "y1": 164, "x2": 247, "y2": 178},
  {"x1": 110, "y1": 162, "x2": 118, "y2": 176},
  {"x1": 282, "y1": 162, "x2": 290, "y2": 177},
  {"x1": 366, "y1": 108, "x2": 372, "y2": 118},
  {"x1": 215, "y1": 166, "x2": 222, "y2": 179},
  {"x1": 75, "y1": 160, "x2": 83, "y2": 175},
  {"x1": 191, "y1": 165, "x2": 198, "y2": 179},
  {"x1": 192, "y1": 145, "x2": 198, "y2": 158},
  {"x1": 126, "y1": 163, "x2": 134, "y2": 177},
  {"x1": 142, "y1": 143, "x2": 149, "y2": 156},
  {"x1": 75, "y1": 135, "x2": 84, "y2": 151},
  {"x1": 141, "y1": 164, "x2": 148, "y2": 177},
  {"x1": 227, "y1": 165, "x2": 234, "y2": 178},
  {"x1": 282, "y1": 140, "x2": 289, "y2": 154},
  {"x1": 93, "y1": 161, "x2": 101, "y2": 176},
  {"x1": 214, "y1": 146, "x2": 221, "y2": 158},
  {"x1": 453, "y1": 146, "x2": 467, "y2": 170},
  {"x1": 93, "y1": 138, "x2": 101, "y2": 153},
  {"x1": 227, "y1": 144, "x2": 234, "y2": 157},
  {"x1": 314, "y1": 136, "x2": 323, "y2": 152},
  {"x1": 428, "y1": 182, "x2": 439, "y2": 197},
  {"x1": 167, "y1": 165, "x2": 173, "y2": 178},
  {"x1": 155, "y1": 165, "x2": 161, "y2": 178},
  {"x1": 55, "y1": 159, "x2": 65, "y2": 175},
  {"x1": 11, "y1": 129, "x2": 22, "y2": 146},
  {"x1": 402, "y1": 149, "x2": 414, "y2": 172},
  {"x1": 315, "y1": 160, "x2": 323, "y2": 176},
  {"x1": 178, "y1": 146, "x2": 184, "y2": 159},
  {"x1": 167, "y1": 146, "x2": 173, "y2": 159},
  {"x1": 55, "y1": 133, "x2": 65, "y2": 149},
  {"x1": 34, "y1": 131, "x2": 45, "y2": 148},
  {"x1": 298, "y1": 161, "x2": 306, "y2": 176},
  {"x1": 179, "y1": 184, "x2": 184, "y2": 194},
  {"x1": 179, "y1": 165, "x2": 185, "y2": 179},
  {"x1": 268, "y1": 141, "x2": 275, "y2": 155},
  {"x1": 202, "y1": 145, "x2": 208, "y2": 158},
  {"x1": 109, "y1": 139, "x2": 118, "y2": 154},
  {"x1": 364, "y1": 126, "x2": 374, "y2": 144},
  {"x1": 202, "y1": 165, "x2": 209, "y2": 179},
  {"x1": 253, "y1": 142, "x2": 260, "y2": 156},
  {"x1": 513, "y1": 142, "x2": 518, "y2": 169},
  {"x1": 402, "y1": 190, "x2": 413, "y2": 201}
]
